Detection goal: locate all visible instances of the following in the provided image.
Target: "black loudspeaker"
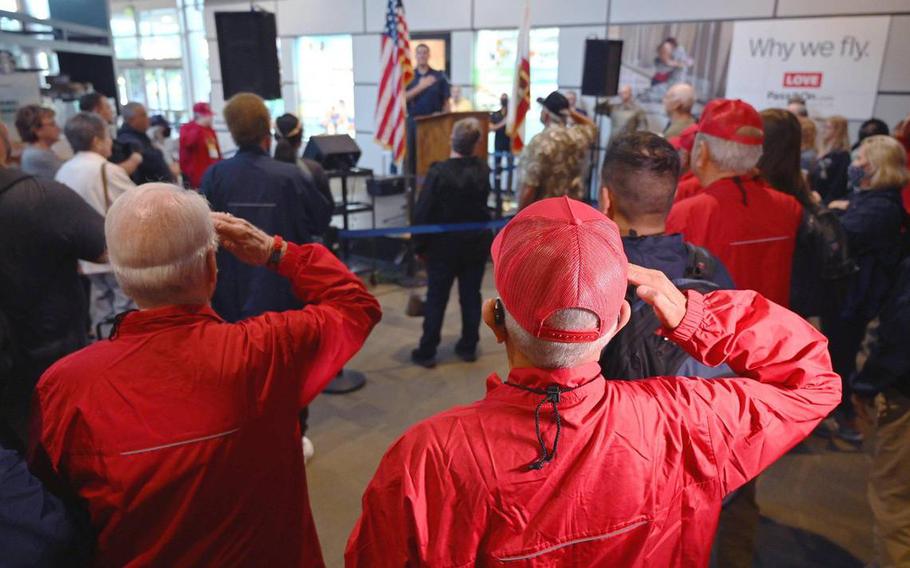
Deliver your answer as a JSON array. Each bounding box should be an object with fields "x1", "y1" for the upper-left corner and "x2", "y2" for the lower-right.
[
  {"x1": 303, "y1": 135, "x2": 361, "y2": 171},
  {"x1": 215, "y1": 11, "x2": 281, "y2": 100},
  {"x1": 367, "y1": 176, "x2": 407, "y2": 197},
  {"x1": 57, "y1": 53, "x2": 116, "y2": 99},
  {"x1": 581, "y1": 39, "x2": 623, "y2": 97}
]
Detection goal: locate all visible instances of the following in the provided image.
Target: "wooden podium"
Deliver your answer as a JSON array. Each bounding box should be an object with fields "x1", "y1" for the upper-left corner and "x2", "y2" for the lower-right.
[{"x1": 414, "y1": 111, "x2": 490, "y2": 179}]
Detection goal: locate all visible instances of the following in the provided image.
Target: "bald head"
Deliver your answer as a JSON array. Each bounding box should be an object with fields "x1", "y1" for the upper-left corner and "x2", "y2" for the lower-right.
[
  {"x1": 106, "y1": 183, "x2": 216, "y2": 307},
  {"x1": 663, "y1": 83, "x2": 695, "y2": 114}
]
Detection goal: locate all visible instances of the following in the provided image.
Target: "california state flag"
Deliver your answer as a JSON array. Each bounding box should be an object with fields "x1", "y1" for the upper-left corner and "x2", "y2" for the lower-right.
[{"x1": 506, "y1": 0, "x2": 531, "y2": 153}]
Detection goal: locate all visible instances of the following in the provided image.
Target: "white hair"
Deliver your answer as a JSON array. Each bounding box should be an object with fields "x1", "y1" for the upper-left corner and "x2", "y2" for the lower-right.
[
  {"x1": 106, "y1": 183, "x2": 216, "y2": 306},
  {"x1": 505, "y1": 307, "x2": 611, "y2": 369},
  {"x1": 665, "y1": 83, "x2": 695, "y2": 113},
  {"x1": 693, "y1": 132, "x2": 762, "y2": 175}
]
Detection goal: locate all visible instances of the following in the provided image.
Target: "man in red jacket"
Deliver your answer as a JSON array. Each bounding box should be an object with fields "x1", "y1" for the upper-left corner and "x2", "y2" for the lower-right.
[
  {"x1": 666, "y1": 99, "x2": 803, "y2": 307},
  {"x1": 670, "y1": 123, "x2": 703, "y2": 203},
  {"x1": 346, "y1": 196, "x2": 839, "y2": 566},
  {"x1": 179, "y1": 102, "x2": 221, "y2": 188},
  {"x1": 29, "y1": 183, "x2": 381, "y2": 567}
]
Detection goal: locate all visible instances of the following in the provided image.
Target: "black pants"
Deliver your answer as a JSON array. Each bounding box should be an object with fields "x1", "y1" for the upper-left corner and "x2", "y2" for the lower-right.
[
  {"x1": 822, "y1": 313, "x2": 870, "y2": 418},
  {"x1": 417, "y1": 255, "x2": 486, "y2": 357}
]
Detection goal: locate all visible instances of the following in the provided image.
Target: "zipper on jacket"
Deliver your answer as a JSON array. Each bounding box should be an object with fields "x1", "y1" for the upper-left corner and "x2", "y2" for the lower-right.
[{"x1": 494, "y1": 519, "x2": 649, "y2": 563}]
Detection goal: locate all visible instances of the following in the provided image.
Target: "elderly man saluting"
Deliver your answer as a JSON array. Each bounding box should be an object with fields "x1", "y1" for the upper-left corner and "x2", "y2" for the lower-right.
[
  {"x1": 29, "y1": 184, "x2": 381, "y2": 567},
  {"x1": 346, "y1": 197, "x2": 839, "y2": 566}
]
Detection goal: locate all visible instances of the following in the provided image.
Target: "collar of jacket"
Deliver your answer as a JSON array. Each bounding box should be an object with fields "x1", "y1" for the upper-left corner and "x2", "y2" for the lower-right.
[
  {"x1": 237, "y1": 145, "x2": 269, "y2": 157},
  {"x1": 118, "y1": 123, "x2": 150, "y2": 141},
  {"x1": 112, "y1": 304, "x2": 224, "y2": 337},
  {"x1": 487, "y1": 361, "x2": 603, "y2": 394}
]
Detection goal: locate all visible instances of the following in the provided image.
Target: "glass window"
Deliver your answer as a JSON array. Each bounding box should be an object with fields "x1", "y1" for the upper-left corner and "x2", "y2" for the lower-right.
[
  {"x1": 296, "y1": 35, "x2": 355, "y2": 140},
  {"x1": 140, "y1": 34, "x2": 182, "y2": 60},
  {"x1": 474, "y1": 28, "x2": 560, "y2": 144},
  {"x1": 110, "y1": 8, "x2": 136, "y2": 37},
  {"x1": 0, "y1": 0, "x2": 17, "y2": 11},
  {"x1": 182, "y1": 1, "x2": 204, "y2": 32},
  {"x1": 113, "y1": 36, "x2": 140, "y2": 60},
  {"x1": 138, "y1": 8, "x2": 181, "y2": 36},
  {"x1": 188, "y1": 31, "x2": 210, "y2": 104}
]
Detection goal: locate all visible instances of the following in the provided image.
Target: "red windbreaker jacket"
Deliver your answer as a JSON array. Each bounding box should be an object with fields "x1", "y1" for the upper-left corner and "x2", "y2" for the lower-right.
[
  {"x1": 30, "y1": 243, "x2": 381, "y2": 567},
  {"x1": 346, "y1": 290, "x2": 840, "y2": 567},
  {"x1": 666, "y1": 176, "x2": 802, "y2": 307},
  {"x1": 179, "y1": 121, "x2": 221, "y2": 189},
  {"x1": 674, "y1": 171, "x2": 703, "y2": 203}
]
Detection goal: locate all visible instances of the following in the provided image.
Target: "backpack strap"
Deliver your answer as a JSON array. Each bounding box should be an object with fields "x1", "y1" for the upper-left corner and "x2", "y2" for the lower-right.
[
  {"x1": 0, "y1": 168, "x2": 34, "y2": 197},
  {"x1": 684, "y1": 243, "x2": 718, "y2": 280}
]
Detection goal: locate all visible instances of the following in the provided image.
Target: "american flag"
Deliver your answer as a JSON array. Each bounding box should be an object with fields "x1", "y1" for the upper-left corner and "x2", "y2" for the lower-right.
[{"x1": 375, "y1": 0, "x2": 413, "y2": 164}]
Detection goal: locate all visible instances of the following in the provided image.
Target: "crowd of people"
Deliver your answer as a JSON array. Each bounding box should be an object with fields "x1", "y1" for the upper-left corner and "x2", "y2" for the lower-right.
[{"x1": 0, "y1": 67, "x2": 909, "y2": 567}]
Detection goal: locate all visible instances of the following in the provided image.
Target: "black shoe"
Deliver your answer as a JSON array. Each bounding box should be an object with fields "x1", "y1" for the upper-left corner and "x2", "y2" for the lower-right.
[
  {"x1": 455, "y1": 345, "x2": 478, "y2": 362},
  {"x1": 411, "y1": 349, "x2": 436, "y2": 368}
]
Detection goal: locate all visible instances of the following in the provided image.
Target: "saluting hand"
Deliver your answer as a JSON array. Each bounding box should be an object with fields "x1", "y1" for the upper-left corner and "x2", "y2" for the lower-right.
[
  {"x1": 627, "y1": 264, "x2": 688, "y2": 330},
  {"x1": 211, "y1": 212, "x2": 277, "y2": 266}
]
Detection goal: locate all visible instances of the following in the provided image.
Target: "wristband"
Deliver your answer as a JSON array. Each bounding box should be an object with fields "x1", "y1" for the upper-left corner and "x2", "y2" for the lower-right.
[{"x1": 266, "y1": 235, "x2": 284, "y2": 268}]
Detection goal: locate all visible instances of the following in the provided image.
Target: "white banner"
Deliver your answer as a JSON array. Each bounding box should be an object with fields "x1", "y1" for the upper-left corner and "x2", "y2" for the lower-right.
[{"x1": 725, "y1": 16, "x2": 890, "y2": 120}]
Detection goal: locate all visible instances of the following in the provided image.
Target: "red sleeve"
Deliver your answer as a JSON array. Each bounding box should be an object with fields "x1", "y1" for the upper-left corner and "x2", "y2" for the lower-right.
[
  {"x1": 657, "y1": 290, "x2": 841, "y2": 495},
  {"x1": 240, "y1": 242, "x2": 382, "y2": 408}
]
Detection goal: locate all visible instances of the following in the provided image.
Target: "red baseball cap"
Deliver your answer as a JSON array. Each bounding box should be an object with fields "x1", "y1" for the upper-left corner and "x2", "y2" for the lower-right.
[
  {"x1": 669, "y1": 124, "x2": 699, "y2": 152},
  {"x1": 193, "y1": 102, "x2": 213, "y2": 116},
  {"x1": 492, "y1": 197, "x2": 628, "y2": 343},
  {"x1": 698, "y1": 99, "x2": 764, "y2": 146}
]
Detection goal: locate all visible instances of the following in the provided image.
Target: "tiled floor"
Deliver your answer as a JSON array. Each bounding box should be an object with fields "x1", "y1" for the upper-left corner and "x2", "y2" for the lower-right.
[{"x1": 305, "y1": 271, "x2": 874, "y2": 568}]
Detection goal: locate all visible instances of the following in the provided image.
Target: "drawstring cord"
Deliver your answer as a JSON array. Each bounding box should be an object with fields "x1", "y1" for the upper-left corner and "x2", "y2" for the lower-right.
[
  {"x1": 108, "y1": 309, "x2": 138, "y2": 340},
  {"x1": 732, "y1": 176, "x2": 749, "y2": 206},
  {"x1": 503, "y1": 380, "x2": 592, "y2": 470}
]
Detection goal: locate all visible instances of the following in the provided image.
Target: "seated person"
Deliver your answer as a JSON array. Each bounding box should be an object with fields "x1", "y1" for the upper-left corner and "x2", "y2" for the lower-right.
[
  {"x1": 346, "y1": 196, "x2": 840, "y2": 566},
  {"x1": 411, "y1": 118, "x2": 492, "y2": 367},
  {"x1": 29, "y1": 184, "x2": 382, "y2": 566}
]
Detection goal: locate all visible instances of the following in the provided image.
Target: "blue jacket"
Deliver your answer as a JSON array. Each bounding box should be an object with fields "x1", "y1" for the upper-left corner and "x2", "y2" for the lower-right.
[
  {"x1": 621, "y1": 233, "x2": 735, "y2": 289},
  {"x1": 1, "y1": 426, "x2": 84, "y2": 567},
  {"x1": 116, "y1": 124, "x2": 175, "y2": 185},
  {"x1": 201, "y1": 146, "x2": 333, "y2": 322},
  {"x1": 839, "y1": 187, "x2": 905, "y2": 320}
]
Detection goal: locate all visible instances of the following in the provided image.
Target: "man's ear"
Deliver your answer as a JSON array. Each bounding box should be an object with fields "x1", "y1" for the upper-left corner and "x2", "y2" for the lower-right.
[
  {"x1": 206, "y1": 248, "x2": 218, "y2": 292},
  {"x1": 605, "y1": 300, "x2": 632, "y2": 342},
  {"x1": 599, "y1": 186, "x2": 613, "y2": 218},
  {"x1": 482, "y1": 298, "x2": 507, "y2": 344},
  {"x1": 693, "y1": 140, "x2": 709, "y2": 172}
]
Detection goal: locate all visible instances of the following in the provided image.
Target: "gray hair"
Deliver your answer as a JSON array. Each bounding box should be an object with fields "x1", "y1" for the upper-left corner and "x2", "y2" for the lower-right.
[
  {"x1": 693, "y1": 132, "x2": 762, "y2": 174},
  {"x1": 665, "y1": 83, "x2": 696, "y2": 113},
  {"x1": 451, "y1": 117, "x2": 482, "y2": 156},
  {"x1": 64, "y1": 112, "x2": 107, "y2": 153},
  {"x1": 106, "y1": 183, "x2": 216, "y2": 306},
  {"x1": 121, "y1": 102, "x2": 145, "y2": 122},
  {"x1": 505, "y1": 307, "x2": 611, "y2": 369}
]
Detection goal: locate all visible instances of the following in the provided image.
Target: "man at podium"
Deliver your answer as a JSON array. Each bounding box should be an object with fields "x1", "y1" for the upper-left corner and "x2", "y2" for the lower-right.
[{"x1": 406, "y1": 43, "x2": 451, "y2": 174}]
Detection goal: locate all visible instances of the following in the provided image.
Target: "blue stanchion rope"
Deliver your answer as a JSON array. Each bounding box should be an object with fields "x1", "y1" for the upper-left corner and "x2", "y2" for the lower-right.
[{"x1": 338, "y1": 216, "x2": 513, "y2": 239}]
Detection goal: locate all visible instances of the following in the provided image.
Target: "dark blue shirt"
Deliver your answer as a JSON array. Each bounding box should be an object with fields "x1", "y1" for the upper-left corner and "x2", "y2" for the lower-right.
[
  {"x1": 407, "y1": 68, "x2": 450, "y2": 118},
  {"x1": 201, "y1": 146, "x2": 333, "y2": 322}
]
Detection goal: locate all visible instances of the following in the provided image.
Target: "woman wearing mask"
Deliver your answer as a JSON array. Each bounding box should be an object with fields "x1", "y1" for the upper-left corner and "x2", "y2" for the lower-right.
[
  {"x1": 824, "y1": 135, "x2": 909, "y2": 441},
  {"x1": 810, "y1": 115, "x2": 851, "y2": 203}
]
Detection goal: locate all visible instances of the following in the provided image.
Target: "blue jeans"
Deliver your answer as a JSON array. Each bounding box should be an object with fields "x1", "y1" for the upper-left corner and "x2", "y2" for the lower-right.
[{"x1": 417, "y1": 256, "x2": 486, "y2": 357}]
